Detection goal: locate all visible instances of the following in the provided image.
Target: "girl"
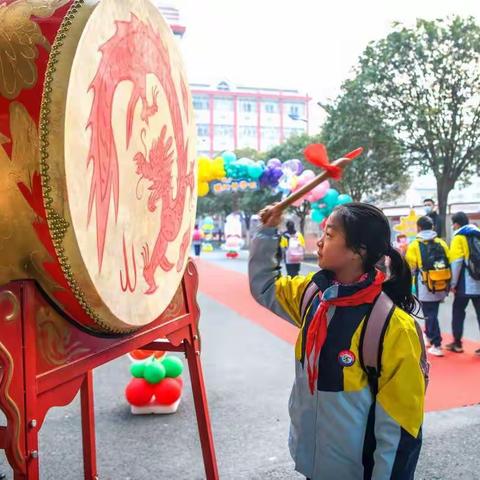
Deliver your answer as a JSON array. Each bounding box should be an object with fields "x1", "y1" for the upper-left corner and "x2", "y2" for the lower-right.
[
  {"x1": 280, "y1": 220, "x2": 305, "y2": 277},
  {"x1": 249, "y1": 202, "x2": 426, "y2": 480}
]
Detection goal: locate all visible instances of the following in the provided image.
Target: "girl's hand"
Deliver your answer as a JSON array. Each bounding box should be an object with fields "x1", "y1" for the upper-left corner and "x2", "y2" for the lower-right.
[{"x1": 259, "y1": 203, "x2": 283, "y2": 228}]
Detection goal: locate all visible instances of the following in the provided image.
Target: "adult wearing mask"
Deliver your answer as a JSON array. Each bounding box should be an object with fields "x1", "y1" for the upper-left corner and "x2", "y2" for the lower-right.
[
  {"x1": 423, "y1": 198, "x2": 442, "y2": 236},
  {"x1": 447, "y1": 212, "x2": 480, "y2": 355},
  {"x1": 280, "y1": 220, "x2": 305, "y2": 277}
]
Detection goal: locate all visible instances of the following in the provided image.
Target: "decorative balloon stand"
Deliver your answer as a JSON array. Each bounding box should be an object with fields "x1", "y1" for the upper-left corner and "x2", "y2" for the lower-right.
[{"x1": 0, "y1": 261, "x2": 219, "y2": 480}]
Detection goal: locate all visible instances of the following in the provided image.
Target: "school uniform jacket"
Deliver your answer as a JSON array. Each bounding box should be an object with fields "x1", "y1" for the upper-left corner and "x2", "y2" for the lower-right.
[
  {"x1": 450, "y1": 224, "x2": 480, "y2": 297},
  {"x1": 405, "y1": 230, "x2": 450, "y2": 302},
  {"x1": 249, "y1": 226, "x2": 425, "y2": 480}
]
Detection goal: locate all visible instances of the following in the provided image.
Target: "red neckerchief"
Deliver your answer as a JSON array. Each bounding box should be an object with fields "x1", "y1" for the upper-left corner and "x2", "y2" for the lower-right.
[{"x1": 305, "y1": 270, "x2": 385, "y2": 394}]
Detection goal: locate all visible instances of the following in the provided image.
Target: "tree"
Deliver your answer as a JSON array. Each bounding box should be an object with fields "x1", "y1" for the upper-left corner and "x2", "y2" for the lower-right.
[
  {"x1": 289, "y1": 201, "x2": 310, "y2": 235},
  {"x1": 358, "y1": 16, "x2": 480, "y2": 235},
  {"x1": 234, "y1": 147, "x2": 266, "y2": 161},
  {"x1": 320, "y1": 77, "x2": 410, "y2": 202},
  {"x1": 196, "y1": 188, "x2": 281, "y2": 241},
  {"x1": 265, "y1": 133, "x2": 321, "y2": 163}
]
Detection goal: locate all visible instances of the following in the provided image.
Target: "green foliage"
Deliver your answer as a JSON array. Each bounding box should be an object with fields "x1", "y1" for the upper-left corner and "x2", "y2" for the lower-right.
[
  {"x1": 320, "y1": 77, "x2": 410, "y2": 202},
  {"x1": 265, "y1": 133, "x2": 322, "y2": 163},
  {"x1": 234, "y1": 147, "x2": 267, "y2": 161},
  {"x1": 357, "y1": 15, "x2": 480, "y2": 231}
]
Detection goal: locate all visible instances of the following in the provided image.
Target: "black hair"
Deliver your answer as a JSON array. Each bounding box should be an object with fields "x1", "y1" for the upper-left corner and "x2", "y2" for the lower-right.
[
  {"x1": 417, "y1": 216, "x2": 434, "y2": 231},
  {"x1": 333, "y1": 202, "x2": 419, "y2": 315},
  {"x1": 451, "y1": 212, "x2": 469, "y2": 227},
  {"x1": 194, "y1": 224, "x2": 199, "y2": 229},
  {"x1": 286, "y1": 220, "x2": 296, "y2": 234},
  {"x1": 423, "y1": 198, "x2": 435, "y2": 205}
]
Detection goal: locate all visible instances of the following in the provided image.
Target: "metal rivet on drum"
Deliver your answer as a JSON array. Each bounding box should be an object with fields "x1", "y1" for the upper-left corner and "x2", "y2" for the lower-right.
[
  {"x1": 196, "y1": 351, "x2": 200, "y2": 356},
  {"x1": 30, "y1": 451, "x2": 38, "y2": 459},
  {"x1": 193, "y1": 335, "x2": 198, "y2": 340},
  {"x1": 29, "y1": 419, "x2": 37, "y2": 428}
]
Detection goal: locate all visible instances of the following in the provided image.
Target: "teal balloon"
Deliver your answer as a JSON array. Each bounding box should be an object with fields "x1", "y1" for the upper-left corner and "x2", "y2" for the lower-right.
[
  {"x1": 248, "y1": 164, "x2": 264, "y2": 180},
  {"x1": 144, "y1": 360, "x2": 166, "y2": 384},
  {"x1": 130, "y1": 362, "x2": 145, "y2": 379},
  {"x1": 222, "y1": 151, "x2": 237, "y2": 164},
  {"x1": 337, "y1": 194, "x2": 353, "y2": 206},
  {"x1": 162, "y1": 356, "x2": 184, "y2": 378},
  {"x1": 311, "y1": 209, "x2": 326, "y2": 223},
  {"x1": 322, "y1": 189, "x2": 339, "y2": 209}
]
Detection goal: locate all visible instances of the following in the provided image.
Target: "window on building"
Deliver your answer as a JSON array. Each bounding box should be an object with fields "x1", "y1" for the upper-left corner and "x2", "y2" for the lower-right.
[
  {"x1": 193, "y1": 95, "x2": 209, "y2": 110},
  {"x1": 264, "y1": 103, "x2": 277, "y2": 114},
  {"x1": 214, "y1": 97, "x2": 234, "y2": 111},
  {"x1": 197, "y1": 124, "x2": 209, "y2": 137},
  {"x1": 240, "y1": 126, "x2": 257, "y2": 137},
  {"x1": 240, "y1": 100, "x2": 256, "y2": 113},
  {"x1": 214, "y1": 125, "x2": 234, "y2": 137},
  {"x1": 289, "y1": 105, "x2": 299, "y2": 116},
  {"x1": 261, "y1": 127, "x2": 280, "y2": 140}
]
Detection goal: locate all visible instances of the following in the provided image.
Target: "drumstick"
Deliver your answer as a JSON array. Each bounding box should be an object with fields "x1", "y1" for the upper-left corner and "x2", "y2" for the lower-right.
[{"x1": 275, "y1": 147, "x2": 363, "y2": 211}]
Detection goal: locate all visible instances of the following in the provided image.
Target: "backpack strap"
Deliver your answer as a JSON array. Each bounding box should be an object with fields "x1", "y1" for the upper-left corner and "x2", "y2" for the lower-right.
[
  {"x1": 300, "y1": 281, "x2": 321, "y2": 321},
  {"x1": 360, "y1": 291, "x2": 395, "y2": 395}
]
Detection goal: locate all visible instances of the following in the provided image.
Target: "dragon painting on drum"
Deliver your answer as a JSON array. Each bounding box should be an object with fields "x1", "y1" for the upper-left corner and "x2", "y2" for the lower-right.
[
  {"x1": 85, "y1": 13, "x2": 196, "y2": 294},
  {"x1": 0, "y1": 0, "x2": 198, "y2": 333}
]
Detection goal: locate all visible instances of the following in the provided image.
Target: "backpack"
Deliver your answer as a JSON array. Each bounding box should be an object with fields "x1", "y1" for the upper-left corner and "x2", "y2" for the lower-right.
[
  {"x1": 299, "y1": 283, "x2": 429, "y2": 394},
  {"x1": 285, "y1": 233, "x2": 304, "y2": 264},
  {"x1": 466, "y1": 235, "x2": 480, "y2": 280},
  {"x1": 418, "y1": 240, "x2": 451, "y2": 293},
  {"x1": 193, "y1": 229, "x2": 202, "y2": 242}
]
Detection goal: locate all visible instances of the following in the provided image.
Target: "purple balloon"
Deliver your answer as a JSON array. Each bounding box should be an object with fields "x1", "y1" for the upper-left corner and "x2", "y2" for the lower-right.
[
  {"x1": 267, "y1": 158, "x2": 281, "y2": 168},
  {"x1": 259, "y1": 166, "x2": 283, "y2": 188},
  {"x1": 292, "y1": 159, "x2": 303, "y2": 175}
]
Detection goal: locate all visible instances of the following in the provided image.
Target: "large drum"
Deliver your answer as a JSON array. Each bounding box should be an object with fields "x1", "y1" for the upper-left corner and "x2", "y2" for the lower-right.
[{"x1": 0, "y1": 0, "x2": 197, "y2": 333}]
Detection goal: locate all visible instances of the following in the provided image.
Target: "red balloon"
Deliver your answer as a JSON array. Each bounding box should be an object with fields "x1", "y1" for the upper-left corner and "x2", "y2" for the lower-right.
[
  {"x1": 153, "y1": 378, "x2": 182, "y2": 405},
  {"x1": 173, "y1": 376, "x2": 183, "y2": 389},
  {"x1": 125, "y1": 378, "x2": 154, "y2": 406}
]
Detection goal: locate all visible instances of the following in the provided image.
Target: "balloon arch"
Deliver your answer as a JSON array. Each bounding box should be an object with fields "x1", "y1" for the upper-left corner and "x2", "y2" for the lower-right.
[{"x1": 197, "y1": 150, "x2": 353, "y2": 224}]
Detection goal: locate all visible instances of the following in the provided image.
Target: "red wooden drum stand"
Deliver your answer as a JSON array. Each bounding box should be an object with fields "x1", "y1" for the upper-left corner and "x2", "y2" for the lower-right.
[{"x1": 0, "y1": 261, "x2": 219, "y2": 480}]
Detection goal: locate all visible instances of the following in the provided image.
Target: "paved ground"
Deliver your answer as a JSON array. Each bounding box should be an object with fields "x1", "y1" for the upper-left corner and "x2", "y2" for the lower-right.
[{"x1": 1, "y1": 249, "x2": 479, "y2": 479}]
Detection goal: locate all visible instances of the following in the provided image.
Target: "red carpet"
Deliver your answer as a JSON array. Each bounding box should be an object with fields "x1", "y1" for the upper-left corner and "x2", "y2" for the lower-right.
[{"x1": 196, "y1": 259, "x2": 480, "y2": 412}]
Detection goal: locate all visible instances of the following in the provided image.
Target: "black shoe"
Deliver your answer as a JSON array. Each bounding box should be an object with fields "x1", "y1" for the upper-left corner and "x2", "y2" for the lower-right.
[
  {"x1": 445, "y1": 342, "x2": 464, "y2": 353},
  {"x1": 474, "y1": 348, "x2": 480, "y2": 357}
]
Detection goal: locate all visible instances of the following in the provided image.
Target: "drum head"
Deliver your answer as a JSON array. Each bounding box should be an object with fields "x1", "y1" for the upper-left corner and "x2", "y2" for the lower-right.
[{"x1": 41, "y1": 0, "x2": 197, "y2": 332}]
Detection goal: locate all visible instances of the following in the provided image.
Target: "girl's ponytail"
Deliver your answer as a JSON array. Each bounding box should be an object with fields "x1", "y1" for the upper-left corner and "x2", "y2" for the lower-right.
[{"x1": 383, "y1": 246, "x2": 419, "y2": 315}]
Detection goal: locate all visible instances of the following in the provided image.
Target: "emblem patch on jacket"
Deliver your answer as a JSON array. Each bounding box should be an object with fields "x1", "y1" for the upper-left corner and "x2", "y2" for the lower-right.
[{"x1": 338, "y1": 350, "x2": 356, "y2": 367}]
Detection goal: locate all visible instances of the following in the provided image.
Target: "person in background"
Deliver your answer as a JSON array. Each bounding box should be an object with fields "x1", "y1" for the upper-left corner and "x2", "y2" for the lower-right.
[
  {"x1": 406, "y1": 216, "x2": 451, "y2": 357},
  {"x1": 447, "y1": 212, "x2": 480, "y2": 355},
  {"x1": 395, "y1": 233, "x2": 409, "y2": 257},
  {"x1": 280, "y1": 220, "x2": 305, "y2": 277},
  {"x1": 423, "y1": 198, "x2": 442, "y2": 237},
  {"x1": 192, "y1": 224, "x2": 203, "y2": 257}
]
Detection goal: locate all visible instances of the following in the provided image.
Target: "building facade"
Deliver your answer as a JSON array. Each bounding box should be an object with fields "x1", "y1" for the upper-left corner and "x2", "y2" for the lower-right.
[{"x1": 191, "y1": 81, "x2": 311, "y2": 157}]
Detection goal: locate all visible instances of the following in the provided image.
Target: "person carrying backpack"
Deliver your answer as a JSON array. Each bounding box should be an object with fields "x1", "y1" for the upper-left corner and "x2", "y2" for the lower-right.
[
  {"x1": 447, "y1": 212, "x2": 480, "y2": 356},
  {"x1": 192, "y1": 224, "x2": 204, "y2": 257},
  {"x1": 280, "y1": 220, "x2": 305, "y2": 277},
  {"x1": 249, "y1": 202, "x2": 427, "y2": 480},
  {"x1": 406, "y1": 216, "x2": 451, "y2": 357}
]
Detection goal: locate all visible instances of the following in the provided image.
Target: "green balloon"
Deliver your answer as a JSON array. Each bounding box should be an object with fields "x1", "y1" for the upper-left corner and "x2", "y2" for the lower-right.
[
  {"x1": 311, "y1": 209, "x2": 325, "y2": 223},
  {"x1": 144, "y1": 360, "x2": 166, "y2": 384},
  {"x1": 130, "y1": 362, "x2": 145, "y2": 379},
  {"x1": 162, "y1": 356, "x2": 184, "y2": 378},
  {"x1": 322, "y1": 189, "x2": 339, "y2": 209}
]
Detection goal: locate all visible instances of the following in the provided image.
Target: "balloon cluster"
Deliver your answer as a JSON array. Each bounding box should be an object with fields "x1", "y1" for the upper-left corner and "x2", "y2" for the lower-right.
[
  {"x1": 310, "y1": 191, "x2": 353, "y2": 223},
  {"x1": 198, "y1": 156, "x2": 226, "y2": 197},
  {"x1": 197, "y1": 147, "x2": 357, "y2": 224},
  {"x1": 125, "y1": 352, "x2": 184, "y2": 410}
]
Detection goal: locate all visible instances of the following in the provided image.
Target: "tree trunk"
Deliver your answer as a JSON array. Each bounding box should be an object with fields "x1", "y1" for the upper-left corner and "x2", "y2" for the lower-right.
[{"x1": 436, "y1": 176, "x2": 454, "y2": 239}]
